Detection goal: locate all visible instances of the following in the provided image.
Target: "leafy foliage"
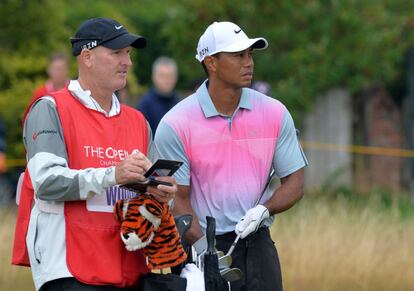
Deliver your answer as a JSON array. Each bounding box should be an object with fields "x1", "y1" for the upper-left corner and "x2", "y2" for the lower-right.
[
  {"x1": 0, "y1": 0, "x2": 414, "y2": 160},
  {"x1": 148, "y1": 0, "x2": 414, "y2": 117},
  {"x1": 0, "y1": 0, "x2": 67, "y2": 160}
]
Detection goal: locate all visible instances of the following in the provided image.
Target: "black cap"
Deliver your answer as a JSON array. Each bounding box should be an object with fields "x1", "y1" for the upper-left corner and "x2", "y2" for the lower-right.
[{"x1": 70, "y1": 18, "x2": 146, "y2": 56}]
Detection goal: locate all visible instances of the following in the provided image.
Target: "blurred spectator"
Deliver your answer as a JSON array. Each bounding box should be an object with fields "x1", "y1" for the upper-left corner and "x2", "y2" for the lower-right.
[
  {"x1": 31, "y1": 52, "x2": 70, "y2": 104},
  {"x1": 251, "y1": 80, "x2": 271, "y2": 95},
  {"x1": 0, "y1": 117, "x2": 6, "y2": 174},
  {"x1": 116, "y1": 82, "x2": 130, "y2": 104},
  {"x1": 136, "y1": 56, "x2": 180, "y2": 133},
  {"x1": 0, "y1": 116, "x2": 12, "y2": 206}
]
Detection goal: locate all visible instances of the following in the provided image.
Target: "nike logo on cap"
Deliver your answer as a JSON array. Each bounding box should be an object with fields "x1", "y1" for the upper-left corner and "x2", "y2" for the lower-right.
[
  {"x1": 115, "y1": 25, "x2": 123, "y2": 30},
  {"x1": 234, "y1": 29, "x2": 242, "y2": 34}
]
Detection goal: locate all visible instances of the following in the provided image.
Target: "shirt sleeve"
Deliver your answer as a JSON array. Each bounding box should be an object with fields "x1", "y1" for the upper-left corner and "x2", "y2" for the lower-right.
[
  {"x1": 154, "y1": 120, "x2": 190, "y2": 185},
  {"x1": 273, "y1": 110, "x2": 308, "y2": 178},
  {"x1": 24, "y1": 98, "x2": 117, "y2": 201}
]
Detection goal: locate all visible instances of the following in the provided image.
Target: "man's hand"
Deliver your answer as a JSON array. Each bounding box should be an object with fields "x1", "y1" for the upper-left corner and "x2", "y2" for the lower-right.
[
  {"x1": 115, "y1": 152, "x2": 152, "y2": 185},
  {"x1": 235, "y1": 205, "x2": 269, "y2": 239},
  {"x1": 147, "y1": 176, "x2": 177, "y2": 204}
]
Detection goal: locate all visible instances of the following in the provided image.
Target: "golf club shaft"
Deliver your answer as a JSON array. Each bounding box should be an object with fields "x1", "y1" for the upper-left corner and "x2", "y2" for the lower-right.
[
  {"x1": 226, "y1": 234, "x2": 240, "y2": 257},
  {"x1": 226, "y1": 168, "x2": 275, "y2": 257}
]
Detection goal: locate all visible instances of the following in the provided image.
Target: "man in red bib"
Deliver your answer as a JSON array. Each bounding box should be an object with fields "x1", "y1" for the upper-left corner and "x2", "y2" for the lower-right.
[
  {"x1": 13, "y1": 18, "x2": 178, "y2": 291},
  {"x1": 30, "y1": 52, "x2": 70, "y2": 105}
]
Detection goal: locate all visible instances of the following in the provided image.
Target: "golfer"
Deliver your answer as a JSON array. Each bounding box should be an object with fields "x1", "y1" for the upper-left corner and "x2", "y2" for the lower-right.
[{"x1": 155, "y1": 21, "x2": 308, "y2": 291}]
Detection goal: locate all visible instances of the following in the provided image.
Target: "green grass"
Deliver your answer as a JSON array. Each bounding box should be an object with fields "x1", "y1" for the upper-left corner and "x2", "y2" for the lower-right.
[
  {"x1": 273, "y1": 192, "x2": 414, "y2": 291},
  {"x1": 0, "y1": 207, "x2": 33, "y2": 291},
  {"x1": 1, "y1": 192, "x2": 413, "y2": 291}
]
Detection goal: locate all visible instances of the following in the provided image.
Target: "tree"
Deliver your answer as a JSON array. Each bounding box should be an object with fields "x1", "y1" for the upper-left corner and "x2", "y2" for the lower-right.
[
  {"x1": 153, "y1": 0, "x2": 414, "y2": 119},
  {"x1": 0, "y1": 0, "x2": 67, "y2": 159}
]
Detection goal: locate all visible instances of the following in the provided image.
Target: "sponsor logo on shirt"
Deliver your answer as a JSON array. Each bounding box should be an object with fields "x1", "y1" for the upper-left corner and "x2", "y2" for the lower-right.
[
  {"x1": 32, "y1": 129, "x2": 58, "y2": 141},
  {"x1": 106, "y1": 185, "x2": 137, "y2": 206},
  {"x1": 83, "y1": 146, "x2": 140, "y2": 166},
  {"x1": 248, "y1": 130, "x2": 258, "y2": 138}
]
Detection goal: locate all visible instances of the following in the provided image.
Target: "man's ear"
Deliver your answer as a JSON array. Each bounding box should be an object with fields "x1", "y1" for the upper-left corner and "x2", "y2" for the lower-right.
[
  {"x1": 79, "y1": 48, "x2": 92, "y2": 68},
  {"x1": 204, "y1": 56, "x2": 217, "y2": 73}
]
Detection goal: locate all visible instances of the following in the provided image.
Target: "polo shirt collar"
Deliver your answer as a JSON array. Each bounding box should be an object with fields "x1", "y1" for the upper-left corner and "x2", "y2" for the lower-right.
[
  {"x1": 196, "y1": 80, "x2": 252, "y2": 118},
  {"x1": 68, "y1": 80, "x2": 120, "y2": 117}
]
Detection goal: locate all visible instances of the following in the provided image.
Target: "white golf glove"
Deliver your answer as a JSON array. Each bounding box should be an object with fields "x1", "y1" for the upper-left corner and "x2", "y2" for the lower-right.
[
  {"x1": 180, "y1": 263, "x2": 205, "y2": 291},
  {"x1": 235, "y1": 205, "x2": 270, "y2": 239}
]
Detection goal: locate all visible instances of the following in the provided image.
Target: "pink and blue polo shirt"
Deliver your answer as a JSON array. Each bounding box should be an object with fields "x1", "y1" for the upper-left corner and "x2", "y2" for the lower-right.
[{"x1": 155, "y1": 81, "x2": 307, "y2": 234}]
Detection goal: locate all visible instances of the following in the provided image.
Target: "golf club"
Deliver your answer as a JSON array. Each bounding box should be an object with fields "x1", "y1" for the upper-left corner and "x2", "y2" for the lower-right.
[
  {"x1": 218, "y1": 253, "x2": 232, "y2": 269},
  {"x1": 225, "y1": 168, "x2": 276, "y2": 258},
  {"x1": 220, "y1": 267, "x2": 243, "y2": 282}
]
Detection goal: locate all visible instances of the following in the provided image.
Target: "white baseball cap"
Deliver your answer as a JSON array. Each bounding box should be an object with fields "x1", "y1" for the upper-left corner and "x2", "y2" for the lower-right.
[{"x1": 195, "y1": 21, "x2": 268, "y2": 62}]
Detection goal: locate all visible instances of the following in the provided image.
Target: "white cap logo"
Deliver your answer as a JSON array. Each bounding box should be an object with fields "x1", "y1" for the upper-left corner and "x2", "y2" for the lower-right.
[{"x1": 195, "y1": 21, "x2": 268, "y2": 62}]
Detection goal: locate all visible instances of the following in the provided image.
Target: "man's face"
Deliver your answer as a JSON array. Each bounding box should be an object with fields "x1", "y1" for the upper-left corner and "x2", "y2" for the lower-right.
[
  {"x1": 152, "y1": 64, "x2": 177, "y2": 95},
  {"x1": 89, "y1": 46, "x2": 132, "y2": 92},
  {"x1": 212, "y1": 48, "x2": 254, "y2": 88},
  {"x1": 48, "y1": 59, "x2": 69, "y2": 84}
]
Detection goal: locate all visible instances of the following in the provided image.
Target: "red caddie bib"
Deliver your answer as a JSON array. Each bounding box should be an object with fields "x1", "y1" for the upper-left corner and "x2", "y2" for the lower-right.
[{"x1": 12, "y1": 88, "x2": 150, "y2": 287}]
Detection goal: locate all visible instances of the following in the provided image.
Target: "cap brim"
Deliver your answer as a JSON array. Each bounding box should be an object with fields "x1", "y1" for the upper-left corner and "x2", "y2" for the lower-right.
[
  {"x1": 220, "y1": 37, "x2": 268, "y2": 53},
  {"x1": 102, "y1": 33, "x2": 146, "y2": 50}
]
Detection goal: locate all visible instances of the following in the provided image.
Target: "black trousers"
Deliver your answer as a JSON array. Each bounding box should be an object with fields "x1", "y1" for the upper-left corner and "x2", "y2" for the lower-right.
[
  {"x1": 215, "y1": 228, "x2": 283, "y2": 291},
  {"x1": 40, "y1": 278, "x2": 138, "y2": 291}
]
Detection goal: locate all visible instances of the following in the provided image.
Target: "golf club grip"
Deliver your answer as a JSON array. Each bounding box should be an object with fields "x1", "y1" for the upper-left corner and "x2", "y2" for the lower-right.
[
  {"x1": 206, "y1": 216, "x2": 216, "y2": 253},
  {"x1": 175, "y1": 215, "x2": 192, "y2": 240}
]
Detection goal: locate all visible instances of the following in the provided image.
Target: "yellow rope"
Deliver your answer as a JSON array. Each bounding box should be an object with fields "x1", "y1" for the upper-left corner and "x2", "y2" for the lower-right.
[
  {"x1": 301, "y1": 141, "x2": 414, "y2": 158},
  {"x1": 4, "y1": 140, "x2": 414, "y2": 169},
  {"x1": 5, "y1": 159, "x2": 26, "y2": 168}
]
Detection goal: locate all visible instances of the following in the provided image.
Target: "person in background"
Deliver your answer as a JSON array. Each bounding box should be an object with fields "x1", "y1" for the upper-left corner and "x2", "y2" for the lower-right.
[
  {"x1": 0, "y1": 117, "x2": 6, "y2": 174},
  {"x1": 251, "y1": 80, "x2": 271, "y2": 95},
  {"x1": 116, "y1": 82, "x2": 131, "y2": 104},
  {"x1": 155, "y1": 21, "x2": 308, "y2": 291},
  {"x1": 0, "y1": 116, "x2": 11, "y2": 206},
  {"x1": 31, "y1": 52, "x2": 70, "y2": 103},
  {"x1": 136, "y1": 56, "x2": 180, "y2": 133}
]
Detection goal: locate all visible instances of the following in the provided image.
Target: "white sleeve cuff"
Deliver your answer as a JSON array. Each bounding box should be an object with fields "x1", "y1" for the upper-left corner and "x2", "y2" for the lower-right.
[{"x1": 79, "y1": 166, "x2": 117, "y2": 199}]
